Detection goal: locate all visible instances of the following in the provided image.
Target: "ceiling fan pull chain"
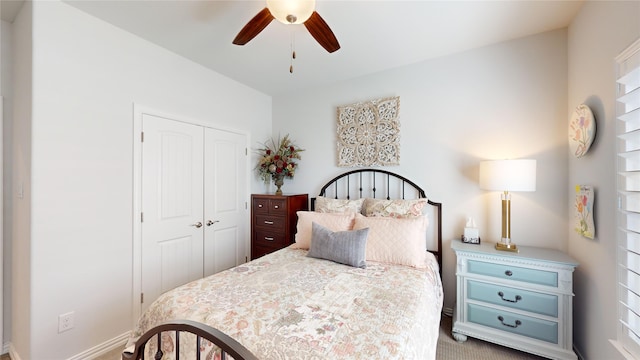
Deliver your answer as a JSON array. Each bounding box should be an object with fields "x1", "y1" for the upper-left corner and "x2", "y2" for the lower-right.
[{"x1": 290, "y1": 31, "x2": 296, "y2": 74}]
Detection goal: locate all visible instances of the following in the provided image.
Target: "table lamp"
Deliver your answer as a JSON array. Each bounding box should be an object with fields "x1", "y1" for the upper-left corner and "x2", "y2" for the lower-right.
[{"x1": 479, "y1": 159, "x2": 536, "y2": 252}]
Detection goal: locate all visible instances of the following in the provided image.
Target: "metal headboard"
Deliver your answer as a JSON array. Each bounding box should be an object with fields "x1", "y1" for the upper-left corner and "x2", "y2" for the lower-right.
[{"x1": 311, "y1": 169, "x2": 442, "y2": 273}]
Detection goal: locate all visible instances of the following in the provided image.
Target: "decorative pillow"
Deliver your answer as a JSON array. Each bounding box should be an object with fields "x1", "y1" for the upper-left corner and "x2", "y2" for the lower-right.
[
  {"x1": 307, "y1": 222, "x2": 369, "y2": 268},
  {"x1": 352, "y1": 214, "x2": 429, "y2": 268},
  {"x1": 291, "y1": 211, "x2": 356, "y2": 250},
  {"x1": 362, "y1": 198, "x2": 427, "y2": 218},
  {"x1": 314, "y1": 196, "x2": 365, "y2": 214}
]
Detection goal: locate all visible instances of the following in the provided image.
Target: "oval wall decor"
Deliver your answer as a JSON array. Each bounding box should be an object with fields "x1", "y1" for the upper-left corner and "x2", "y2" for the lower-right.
[{"x1": 569, "y1": 104, "x2": 596, "y2": 158}]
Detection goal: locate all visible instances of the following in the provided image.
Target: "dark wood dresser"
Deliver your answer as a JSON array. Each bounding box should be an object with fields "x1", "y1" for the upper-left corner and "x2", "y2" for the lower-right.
[{"x1": 251, "y1": 193, "x2": 308, "y2": 260}]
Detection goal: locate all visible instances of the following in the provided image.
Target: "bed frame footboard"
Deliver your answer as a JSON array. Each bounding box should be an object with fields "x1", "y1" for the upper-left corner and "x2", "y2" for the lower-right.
[{"x1": 122, "y1": 320, "x2": 259, "y2": 360}]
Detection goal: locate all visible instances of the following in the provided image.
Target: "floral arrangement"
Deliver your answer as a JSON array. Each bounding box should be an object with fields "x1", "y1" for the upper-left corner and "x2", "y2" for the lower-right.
[{"x1": 256, "y1": 134, "x2": 304, "y2": 182}]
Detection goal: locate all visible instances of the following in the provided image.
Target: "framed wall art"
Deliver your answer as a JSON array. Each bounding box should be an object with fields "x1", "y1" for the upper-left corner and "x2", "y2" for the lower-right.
[
  {"x1": 336, "y1": 96, "x2": 400, "y2": 167},
  {"x1": 574, "y1": 185, "x2": 595, "y2": 239}
]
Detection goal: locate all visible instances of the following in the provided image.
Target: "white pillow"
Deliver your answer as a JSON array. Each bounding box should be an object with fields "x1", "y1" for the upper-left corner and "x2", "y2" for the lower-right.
[
  {"x1": 353, "y1": 214, "x2": 429, "y2": 268},
  {"x1": 314, "y1": 196, "x2": 365, "y2": 214},
  {"x1": 362, "y1": 198, "x2": 427, "y2": 218},
  {"x1": 292, "y1": 211, "x2": 356, "y2": 250}
]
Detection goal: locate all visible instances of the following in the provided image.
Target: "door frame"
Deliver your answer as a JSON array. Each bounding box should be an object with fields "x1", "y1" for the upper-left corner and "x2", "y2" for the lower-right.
[{"x1": 132, "y1": 104, "x2": 251, "y2": 325}]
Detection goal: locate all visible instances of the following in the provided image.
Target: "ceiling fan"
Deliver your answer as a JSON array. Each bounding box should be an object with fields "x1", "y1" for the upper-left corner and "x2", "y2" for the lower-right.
[{"x1": 233, "y1": 0, "x2": 340, "y2": 53}]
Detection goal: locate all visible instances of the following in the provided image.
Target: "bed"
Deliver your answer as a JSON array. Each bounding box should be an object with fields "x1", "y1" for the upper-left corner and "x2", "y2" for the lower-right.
[{"x1": 123, "y1": 169, "x2": 443, "y2": 360}]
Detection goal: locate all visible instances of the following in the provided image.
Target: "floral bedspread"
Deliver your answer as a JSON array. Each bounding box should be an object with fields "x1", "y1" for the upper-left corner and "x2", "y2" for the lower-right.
[{"x1": 124, "y1": 247, "x2": 443, "y2": 359}]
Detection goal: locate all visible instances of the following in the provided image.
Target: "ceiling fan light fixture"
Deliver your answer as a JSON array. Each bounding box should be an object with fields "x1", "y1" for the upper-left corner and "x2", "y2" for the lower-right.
[{"x1": 266, "y1": 0, "x2": 316, "y2": 24}]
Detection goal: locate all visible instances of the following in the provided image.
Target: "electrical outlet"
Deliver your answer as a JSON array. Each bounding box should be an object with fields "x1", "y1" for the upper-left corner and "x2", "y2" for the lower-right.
[{"x1": 58, "y1": 311, "x2": 74, "y2": 333}]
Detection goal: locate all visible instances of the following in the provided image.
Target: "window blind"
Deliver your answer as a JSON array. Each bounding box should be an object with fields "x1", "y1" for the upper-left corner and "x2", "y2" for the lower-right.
[{"x1": 617, "y1": 37, "x2": 640, "y2": 360}]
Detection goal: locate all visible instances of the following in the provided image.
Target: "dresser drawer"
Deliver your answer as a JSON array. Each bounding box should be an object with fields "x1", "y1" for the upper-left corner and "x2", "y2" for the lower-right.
[
  {"x1": 255, "y1": 215, "x2": 286, "y2": 229},
  {"x1": 467, "y1": 303, "x2": 558, "y2": 344},
  {"x1": 253, "y1": 228, "x2": 289, "y2": 248},
  {"x1": 468, "y1": 260, "x2": 558, "y2": 287},
  {"x1": 253, "y1": 198, "x2": 287, "y2": 215},
  {"x1": 467, "y1": 280, "x2": 558, "y2": 317}
]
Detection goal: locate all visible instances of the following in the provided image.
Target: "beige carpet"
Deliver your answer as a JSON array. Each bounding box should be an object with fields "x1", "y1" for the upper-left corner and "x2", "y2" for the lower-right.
[{"x1": 437, "y1": 314, "x2": 546, "y2": 360}]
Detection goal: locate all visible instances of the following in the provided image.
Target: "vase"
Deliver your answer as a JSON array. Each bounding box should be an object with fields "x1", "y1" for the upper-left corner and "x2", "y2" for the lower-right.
[{"x1": 274, "y1": 174, "x2": 285, "y2": 195}]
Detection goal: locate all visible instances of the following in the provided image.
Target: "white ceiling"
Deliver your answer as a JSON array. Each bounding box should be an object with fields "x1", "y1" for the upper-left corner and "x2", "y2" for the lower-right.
[{"x1": 3, "y1": 1, "x2": 584, "y2": 96}]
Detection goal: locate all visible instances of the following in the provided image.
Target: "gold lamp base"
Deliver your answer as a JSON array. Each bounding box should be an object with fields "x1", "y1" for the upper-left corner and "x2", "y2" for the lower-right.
[{"x1": 495, "y1": 242, "x2": 519, "y2": 252}]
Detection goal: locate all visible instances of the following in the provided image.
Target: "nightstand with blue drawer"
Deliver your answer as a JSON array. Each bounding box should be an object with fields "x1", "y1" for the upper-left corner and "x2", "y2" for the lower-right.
[{"x1": 451, "y1": 240, "x2": 578, "y2": 360}]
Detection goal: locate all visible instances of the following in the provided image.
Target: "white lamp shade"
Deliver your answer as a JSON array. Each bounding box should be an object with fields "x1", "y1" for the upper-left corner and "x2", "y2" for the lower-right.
[
  {"x1": 479, "y1": 159, "x2": 537, "y2": 192},
  {"x1": 267, "y1": 0, "x2": 316, "y2": 24}
]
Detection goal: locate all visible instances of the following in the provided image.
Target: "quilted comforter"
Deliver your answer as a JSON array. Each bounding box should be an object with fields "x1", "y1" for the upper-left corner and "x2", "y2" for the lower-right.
[{"x1": 124, "y1": 247, "x2": 443, "y2": 359}]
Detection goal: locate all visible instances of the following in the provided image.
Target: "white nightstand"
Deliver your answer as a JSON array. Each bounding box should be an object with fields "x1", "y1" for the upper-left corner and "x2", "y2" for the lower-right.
[{"x1": 451, "y1": 240, "x2": 578, "y2": 360}]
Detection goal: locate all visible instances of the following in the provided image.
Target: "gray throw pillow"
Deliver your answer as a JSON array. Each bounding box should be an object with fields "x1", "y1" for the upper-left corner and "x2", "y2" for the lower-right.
[{"x1": 307, "y1": 222, "x2": 369, "y2": 268}]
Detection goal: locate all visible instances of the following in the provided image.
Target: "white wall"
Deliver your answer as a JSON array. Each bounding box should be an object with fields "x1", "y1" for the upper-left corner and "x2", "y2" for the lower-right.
[
  {"x1": 273, "y1": 29, "x2": 569, "y2": 315},
  {"x1": 567, "y1": 1, "x2": 640, "y2": 360},
  {"x1": 10, "y1": 1, "x2": 272, "y2": 359},
  {"x1": 10, "y1": 1, "x2": 32, "y2": 359},
  {"x1": 1, "y1": 19, "x2": 13, "y2": 350}
]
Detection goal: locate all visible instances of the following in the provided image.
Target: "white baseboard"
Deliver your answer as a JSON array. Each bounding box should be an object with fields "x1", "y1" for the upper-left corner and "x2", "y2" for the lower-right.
[
  {"x1": 2, "y1": 333, "x2": 130, "y2": 360},
  {"x1": 67, "y1": 331, "x2": 131, "y2": 360}
]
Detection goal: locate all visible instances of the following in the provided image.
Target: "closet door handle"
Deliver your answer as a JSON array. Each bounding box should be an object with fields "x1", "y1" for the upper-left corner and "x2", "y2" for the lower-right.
[
  {"x1": 206, "y1": 220, "x2": 219, "y2": 226},
  {"x1": 190, "y1": 222, "x2": 203, "y2": 228}
]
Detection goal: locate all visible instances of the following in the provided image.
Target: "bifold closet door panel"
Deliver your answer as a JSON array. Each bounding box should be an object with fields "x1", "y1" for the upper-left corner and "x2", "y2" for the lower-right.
[
  {"x1": 141, "y1": 114, "x2": 205, "y2": 314},
  {"x1": 203, "y1": 128, "x2": 248, "y2": 277}
]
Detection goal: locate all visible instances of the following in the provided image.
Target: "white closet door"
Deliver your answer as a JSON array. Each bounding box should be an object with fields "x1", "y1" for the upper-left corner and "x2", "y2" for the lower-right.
[
  {"x1": 203, "y1": 128, "x2": 247, "y2": 276},
  {"x1": 141, "y1": 115, "x2": 204, "y2": 313}
]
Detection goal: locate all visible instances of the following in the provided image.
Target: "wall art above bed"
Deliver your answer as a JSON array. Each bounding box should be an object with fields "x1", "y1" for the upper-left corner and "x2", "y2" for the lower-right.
[{"x1": 336, "y1": 96, "x2": 400, "y2": 167}]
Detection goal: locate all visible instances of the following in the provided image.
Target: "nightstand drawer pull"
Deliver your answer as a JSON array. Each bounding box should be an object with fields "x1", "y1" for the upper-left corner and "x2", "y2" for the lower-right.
[
  {"x1": 505, "y1": 270, "x2": 513, "y2": 276},
  {"x1": 498, "y1": 291, "x2": 522, "y2": 303},
  {"x1": 274, "y1": 205, "x2": 279, "y2": 209},
  {"x1": 264, "y1": 220, "x2": 274, "y2": 225},
  {"x1": 498, "y1": 316, "x2": 521, "y2": 328},
  {"x1": 264, "y1": 237, "x2": 275, "y2": 241}
]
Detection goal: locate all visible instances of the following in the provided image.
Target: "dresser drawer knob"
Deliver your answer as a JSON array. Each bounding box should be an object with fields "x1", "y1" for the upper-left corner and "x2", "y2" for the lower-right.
[
  {"x1": 264, "y1": 220, "x2": 274, "y2": 225},
  {"x1": 274, "y1": 205, "x2": 279, "y2": 209},
  {"x1": 498, "y1": 291, "x2": 522, "y2": 303},
  {"x1": 264, "y1": 237, "x2": 274, "y2": 241},
  {"x1": 497, "y1": 316, "x2": 522, "y2": 328},
  {"x1": 505, "y1": 270, "x2": 513, "y2": 276},
  {"x1": 258, "y1": 204, "x2": 263, "y2": 208}
]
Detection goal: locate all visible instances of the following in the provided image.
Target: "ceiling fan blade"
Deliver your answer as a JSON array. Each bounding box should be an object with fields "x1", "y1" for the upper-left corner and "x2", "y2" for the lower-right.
[
  {"x1": 304, "y1": 11, "x2": 340, "y2": 53},
  {"x1": 233, "y1": 8, "x2": 275, "y2": 45}
]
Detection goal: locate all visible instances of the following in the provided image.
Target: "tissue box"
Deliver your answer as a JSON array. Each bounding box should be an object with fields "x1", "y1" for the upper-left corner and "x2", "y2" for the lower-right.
[{"x1": 462, "y1": 227, "x2": 480, "y2": 244}]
